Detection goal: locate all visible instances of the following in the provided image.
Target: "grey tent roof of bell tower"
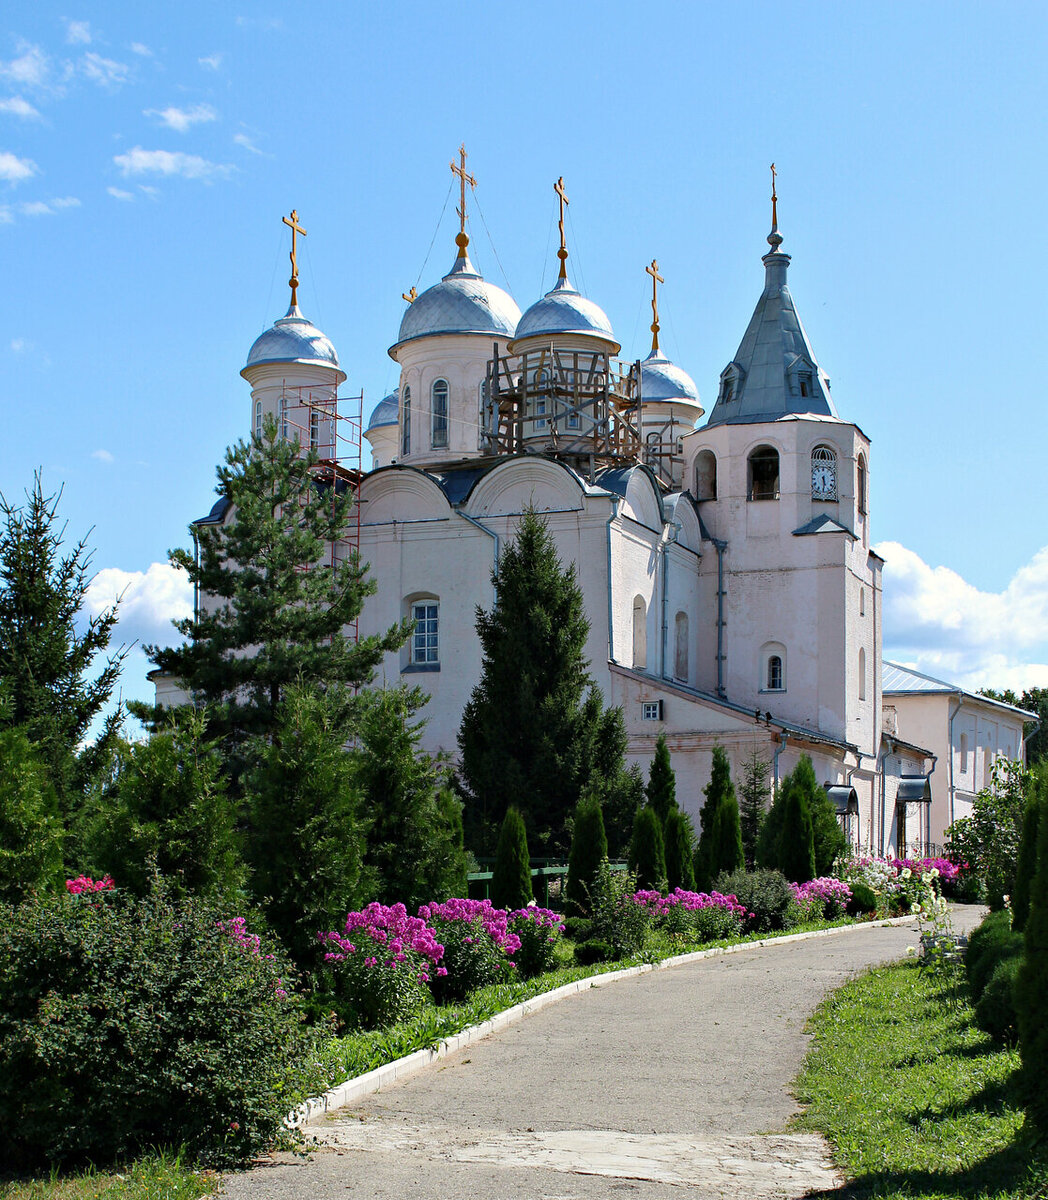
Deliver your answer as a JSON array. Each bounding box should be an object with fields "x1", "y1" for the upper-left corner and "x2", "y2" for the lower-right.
[{"x1": 703, "y1": 241, "x2": 839, "y2": 428}]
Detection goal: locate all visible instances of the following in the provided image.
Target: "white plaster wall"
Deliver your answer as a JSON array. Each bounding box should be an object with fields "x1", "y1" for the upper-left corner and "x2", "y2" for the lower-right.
[{"x1": 242, "y1": 361, "x2": 343, "y2": 454}]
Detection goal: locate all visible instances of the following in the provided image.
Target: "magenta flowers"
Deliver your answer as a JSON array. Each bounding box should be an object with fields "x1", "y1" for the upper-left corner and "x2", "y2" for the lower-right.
[{"x1": 65, "y1": 875, "x2": 114, "y2": 895}]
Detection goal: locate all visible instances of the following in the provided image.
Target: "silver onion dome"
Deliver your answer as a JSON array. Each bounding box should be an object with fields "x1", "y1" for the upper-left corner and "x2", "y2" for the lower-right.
[
  {"x1": 512, "y1": 275, "x2": 619, "y2": 350},
  {"x1": 365, "y1": 390, "x2": 399, "y2": 433},
  {"x1": 639, "y1": 348, "x2": 702, "y2": 409},
  {"x1": 243, "y1": 305, "x2": 341, "y2": 373}
]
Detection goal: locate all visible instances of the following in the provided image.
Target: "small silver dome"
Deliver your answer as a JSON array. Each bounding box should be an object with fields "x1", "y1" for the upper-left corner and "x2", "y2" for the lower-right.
[
  {"x1": 365, "y1": 390, "x2": 399, "y2": 432},
  {"x1": 640, "y1": 349, "x2": 702, "y2": 408},
  {"x1": 512, "y1": 275, "x2": 618, "y2": 349},
  {"x1": 244, "y1": 305, "x2": 340, "y2": 372},
  {"x1": 389, "y1": 253, "x2": 520, "y2": 358}
]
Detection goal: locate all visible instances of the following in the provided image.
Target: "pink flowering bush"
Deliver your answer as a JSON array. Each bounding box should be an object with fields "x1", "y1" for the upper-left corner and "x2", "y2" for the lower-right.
[
  {"x1": 892, "y1": 856, "x2": 960, "y2": 883},
  {"x1": 635, "y1": 888, "x2": 746, "y2": 943},
  {"x1": 417, "y1": 898, "x2": 520, "y2": 1002},
  {"x1": 508, "y1": 906, "x2": 564, "y2": 977},
  {"x1": 320, "y1": 902, "x2": 445, "y2": 1030},
  {"x1": 790, "y1": 876, "x2": 852, "y2": 920},
  {"x1": 65, "y1": 875, "x2": 114, "y2": 895}
]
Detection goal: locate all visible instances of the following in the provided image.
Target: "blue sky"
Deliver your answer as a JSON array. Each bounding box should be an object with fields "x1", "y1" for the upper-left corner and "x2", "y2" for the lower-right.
[{"x1": 2, "y1": 1, "x2": 1047, "y2": 719}]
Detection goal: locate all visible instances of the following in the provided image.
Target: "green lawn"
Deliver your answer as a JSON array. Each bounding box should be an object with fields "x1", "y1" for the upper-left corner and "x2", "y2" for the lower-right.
[
  {"x1": 0, "y1": 1154, "x2": 214, "y2": 1200},
  {"x1": 793, "y1": 959, "x2": 1047, "y2": 1198}
]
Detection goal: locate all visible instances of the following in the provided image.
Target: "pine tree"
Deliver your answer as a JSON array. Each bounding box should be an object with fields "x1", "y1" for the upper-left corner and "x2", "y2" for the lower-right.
[
  {"x1": 694, "y1": 747, "x2": 743, "y2": 890},
  {"x1": 137, "y1": 417, "x2": 407, "y2": 758},
  {"x1": 646, "y1": 735, "x2": 677, "y2": 825},
  {"x1": 353, "y1": 686, "x2": 468, "y2": 911},
  {"x1": 738, "y1": 744, "x2": 771, "y2": 870},
  {"x1": 491, "y1": 807, "x2": 533, "y2": 911},
  {"x1": 1017, "y1": 778, "x2": 1048, "y2": 1136},
  {"x1": 566, "y1": 795, "x2": 608, "y2": 915},
  {"x1": 1012, "y1": 768, "x2": 1044, "y2": 933},
  {"x1": 775, "y1": 766, "x2": 816, "y2": 883},
  {"x1": 458, "y1": 508, "x2": 628, "y2": 855},
  {"x1": 664, "y1": 808, "x2": 695, "y2": 892},
  {"x1": 0, "y1": 475, "x2": 126, "y2": 815},
  {"x1": 629, "y1": 805, "x2": 666, "y2": 891}
]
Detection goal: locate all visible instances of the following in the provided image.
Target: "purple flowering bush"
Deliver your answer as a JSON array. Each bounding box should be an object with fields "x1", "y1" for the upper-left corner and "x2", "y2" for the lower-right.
[
  {"x1": 634, "y1": 888, "x2": 746, "y2": 943},
  {"x1": 790, "y1": 877, "x2": 852, "y2": 920},
  {"x1": 508, "y1": 906, "x2": 565, "y2": 977},
  {"x1": 320, "y1": 902, "x2": 445, "y2": 1029},
  {"x1": 418, "y1": 898, "x2": 520, "y2": 1002}
]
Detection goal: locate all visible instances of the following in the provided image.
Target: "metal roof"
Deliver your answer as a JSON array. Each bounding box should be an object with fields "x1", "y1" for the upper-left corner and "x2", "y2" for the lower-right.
[
  {"x1": 792, "y1": 513, "x2": 857, "y2": 539},
  {"x1": 824, "y1": 784, "x2": 859, "y2": 815},
  {"x1": 512, "y1": 275, "x2": 618, "y2": 350},
  {"x1": 365, "y1": 391, "x2": 399, "y2": 432},
  {"x1": 882, "y1": 660, "x2": 1039, "y2": 719},
  {"x1": 243, "y1": 305, "x2": 342, "y2": 374},
  {"x1": 897, "y1": 776, "x2": 932, "y2": 803},
  {"x1": 639, "y1": 348, "x2": 702, "y2": 408}
]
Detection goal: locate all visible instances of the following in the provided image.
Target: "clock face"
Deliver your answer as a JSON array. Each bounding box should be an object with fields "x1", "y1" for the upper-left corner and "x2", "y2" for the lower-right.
[{"x1": 812, "y1": 463, "x2": 837, "y2": 498}]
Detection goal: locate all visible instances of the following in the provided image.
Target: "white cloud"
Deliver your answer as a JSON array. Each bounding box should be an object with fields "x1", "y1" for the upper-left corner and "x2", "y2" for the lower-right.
[
  {"x1": 91, "y1": 448, "x2": 114, "y2": 463},
  {"x1": 10, "y1": 337, "x2": 25, "y2": 351},
  {"x1": 0, "y1": 151, "x2": 37, "y2": 183},
  {"x1": 83, "y1": 562, "x2": 193, "y2": 648},
  {"x1": 65, "y1": 20, "x2": 92, "y2": 45},
  {"x1": 129, "y1": 42, "x2": 152, "y2": 57},
  {"x1": 235, "y1": 16, "x2": 283, "y2": 30},
  {"x1": 50, "y1": 195, "x2": 78, "y2": 208},
  {"x1": 0, "y1": 207, "x2": 13, "y2": 224},
  {"x1": 0, "y1": 43, "x2": 51, "y2": 91},
  {"x1": 137, "y1": 183, "x2": 158, "y2": 198},
  {"x1": 198, "y1": 53, "x2": 223, "y2": 71},
  {"x1": 0, "y1": 96, "x2": 40, "y2": 119},
  {"x1": 113, "y1": 146, "x2": 232, "y2": 181},
  {"x1": 107, "y1": 185, "x2": 133, "y2": 201},
  {"x1": 81, "y1": 52, "x2": 129, "y2": 88},
  {"x1": 233, "y1": 131, "x2": 262, "y2": 155},
  {"x1": 17, "y1": 196, "x2": 79, "y2": 217},
  {"x1": 878, "y1": 540, "x2": 1048, "y2": 692},
  {"x1": 144, "y1": 103, "x2": 216, "y2": 132}
]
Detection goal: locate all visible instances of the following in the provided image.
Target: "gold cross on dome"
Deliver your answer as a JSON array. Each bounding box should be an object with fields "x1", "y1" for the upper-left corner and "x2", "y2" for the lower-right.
[
  {"x1": 554, "y1": 176, "x2": 570, "y2": 279},
  {"x1": 402, "y1": 285, "x2": 417, "y2": 304},
  {"x1": 282, "y1": 209, "x2": 307, "y2": 307},
  {"x1": 449, "y1": 143, "x2": 476, "y2": 257},
  {"x1": 646, "y1": 258, "x2": 664, "y2": 355}
]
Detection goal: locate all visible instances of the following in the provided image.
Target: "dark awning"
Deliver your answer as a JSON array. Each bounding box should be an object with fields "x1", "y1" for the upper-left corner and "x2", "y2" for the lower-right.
[
  {"x1": 897, "y1": 776, "x2": 932, "y2": 804},
  {"x1": 824, "y1": 784, "x2": 859, "y2": 816}
]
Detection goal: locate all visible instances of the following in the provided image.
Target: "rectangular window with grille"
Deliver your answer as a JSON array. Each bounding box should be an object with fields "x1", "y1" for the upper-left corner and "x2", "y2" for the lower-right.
[
  {"x1": 642, "y1": 700, "x2": 663, "y2": 721},
  {"x1": 411, "y1": 602, "x2": 439, "y2": 664}
]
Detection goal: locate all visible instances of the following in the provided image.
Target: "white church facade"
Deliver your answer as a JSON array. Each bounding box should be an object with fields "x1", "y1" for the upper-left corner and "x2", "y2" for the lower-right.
[{"x1": 158, "y1": 168, "x2": 1038, "y2": 859}]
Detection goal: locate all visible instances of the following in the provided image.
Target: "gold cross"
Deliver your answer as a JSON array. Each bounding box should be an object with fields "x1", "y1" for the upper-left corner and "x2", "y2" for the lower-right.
[
  {"x1": 554, "y1": 176, "x2": 570, "y2": 279},
  {"x1": 282, "y1": 209, "x2": 307, "y2": 307},
  {"x1": 449, "y1": 143, "x2": 476, "y2": 258},
  {"x1": 646, "y1": 258, "x2": 664, "y2": 355},
  {"x1": 770, "y1": 163, "x2": 778, "y2": 231},
  {"x1": 402, "y1": 285, "x2": 417, "y2": 304}
]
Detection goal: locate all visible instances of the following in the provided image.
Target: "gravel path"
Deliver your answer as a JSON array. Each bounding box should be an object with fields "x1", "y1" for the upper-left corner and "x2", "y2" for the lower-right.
[{"x1": 220, "y1": 907, "x2": 985, "y2": 1200}]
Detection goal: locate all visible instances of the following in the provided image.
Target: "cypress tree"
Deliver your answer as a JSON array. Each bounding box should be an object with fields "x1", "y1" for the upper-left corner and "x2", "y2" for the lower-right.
[
  {"x1": 776, "y1": 766, "x2": 816, "y2": 883},
  {"x1": 629, "y1": 805, "x2": 666, "y2": 891},
  {"x1": 791, "y1": 755, "x2": 846, "y2": 875},
  {"x1": 1013, "y1": 769, "x2": 1044, "y2": 933},
  {"x1": 694, "y1": 747, "x2": 741, "y2": 890},
  {"x1": 491, "y1": 806, "x2": 533, "y2": 911},
  {"x1": 738, "y1": 744, "x2": 771, "y2": 870},
  {"x1": 1017, "y1": 777, "x2": 1048, "y2": 1136},
  {"x1": 566, "y1": 795, "x2": 608, "y2": 915},
  {"x1": 646, "y1": 735, "x2": 677, "y2": 825},
  {"x1": 603, "y1": 763, "x2": 645, "y2": 860},
  {"x1": 664, "y1": 808, "x2": 695, "y2": 892}
]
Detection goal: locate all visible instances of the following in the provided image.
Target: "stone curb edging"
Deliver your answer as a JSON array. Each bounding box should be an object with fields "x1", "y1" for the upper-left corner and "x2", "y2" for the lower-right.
[{"x1": 289, "y1": 914, "x2": 917, "y2": 1128}]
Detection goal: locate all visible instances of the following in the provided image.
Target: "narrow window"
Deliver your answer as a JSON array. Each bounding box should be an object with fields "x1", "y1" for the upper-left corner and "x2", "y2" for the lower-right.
[
  {"x1": 310, "y1": 409, "x2": 320, "y2": 452},
  {"x1": 857, "y1": 454, "x2": 868, "y2": 515},
  {"x1": 767, "y1": 655, "x2": 783, "y2": 691},
  {"x1": 695, "y1": 450, "x2": 717, "y2": 501},
  {"x1": 960, "y1": 733, "x2": 968, "y2": 773},
  {"x1": 411, "y1": 601, "x2": 439, "y2": 665},
  {"x1": 478, "y1": 380, "x2": 488, "y2": 449},
  {"x1": 254, "y1": 399, "x2": 263, "y2": 439},
  {"x1": 280, "y1": 395, "x2": 288, "y2": 440},
  {"x1": 748, "y1": 446, "x2": 779, "y2": 500},
  {"x1": 858, "y1": 647, "x2": 867, "y2": 701},
  {"x1": 860, "y1": 587, "x2": 866, "y2": 616},
  {"x1": 567, "y1": 406, "x2": 580, "y2": 430},
  {"x1": 401, "y1": 386, "x2": 411, "y2": 456},
  {"x1": 632, "y1": 596, "x2": 647, "y2": 670},
  {"x1": 431, "y1": 379, "x2": 449, "y2": 448},
  {"x1": 674, "y1": 611, "x2": 689, "y2": 681},
  {"x1": 535, "y1": 398, "x2": 547, "y2": 430}
]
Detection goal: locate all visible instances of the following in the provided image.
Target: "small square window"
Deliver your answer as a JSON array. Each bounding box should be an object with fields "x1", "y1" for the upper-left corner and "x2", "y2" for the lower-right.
[{"x1": 642, "y1": 700, "x2": 663, "y2": 721}]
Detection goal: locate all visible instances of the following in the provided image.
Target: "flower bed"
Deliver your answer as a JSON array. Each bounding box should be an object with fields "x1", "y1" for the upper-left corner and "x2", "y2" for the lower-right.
[
  {"x1": 790, "y1": 877, "x2": 852, "y2": 920},
  {"x1": 417, "y1": 898, "x2": 521, "y2": 1002},
  {"x1": 634, "y1": 887, "x2": 747, "y2": 942}
]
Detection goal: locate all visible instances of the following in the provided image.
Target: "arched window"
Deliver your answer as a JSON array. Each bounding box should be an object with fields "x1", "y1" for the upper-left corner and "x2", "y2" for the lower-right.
[
  {"x1": 431, "y1": 379, "x2": 448, "y2": 448},
  {"x1": 748, "y1": 446, "x2": 779, "y2": 500},
  {"x1": 695, "y1": 450, "x2": 717, "y2": 501},
  {"x1": 960, "y1": 733, "x2": 968, "y2": 773},
  {"x1": 674, "y1": 611, "x2": 689, "y2": 681},
  {"x1": 857, "y1": 454, "x2": 868, "y2": 515},
  {"x1": 254, "y1": 399, "x2": 262, "y2": 439},
  {"x1": 401, "y1": 386, "x2": 411, "y2": 456},
  {"x1": 761, "y1": 641, "x2": 786, "y2": 692},
  {"x1": 632, "y1": 596, "x2": 647, "y2": 670},
  {"x1": 858, "y1": 647, "x2": 867, "y2": 701},
  {"x1": 811, "y1": 445, "x2": 838, "y2": 500},
  {"x1": 767, "y1": 656, "x2": 783, "y2": 690}
]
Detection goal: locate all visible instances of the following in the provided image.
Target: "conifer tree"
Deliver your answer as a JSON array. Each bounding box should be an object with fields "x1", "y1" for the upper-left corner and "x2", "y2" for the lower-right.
[
  {"x1": 566, "y1": 795, "x2": 608, "y2": 915},
  {"x1": 0, "y1": 723, "x2": 64, "y2": 903},
  {"x1": 491, "y1": 807, "x2": 533, "y2": 911},
  {"x1": 694, "y1": 747, "x2": 744, "y2": 890},
  {"x1": 603, "y1": 763, "x2": 645, "y2": 860},
  {"x1": 353, "y1": 686, "x2": 468, "y2": 911},
  {"x1": 775, "y1": 767, "x2": 816, "y2": 883},
  {"x1": 1012, "y1": 768, "x2": 1044, "y2": 933},
  {"x1": 0, "y1": 475, "x2": 126, "y2": 815},
  {"x1": 458, "y1": 508, "x2": 628, "y2": 855},
  {"x1": 646, "y1": 735, "x2": 677, "y2": 825},
  {"x1": 1017, "y1": 780, "x2": 1048, "y2": 1136},
  {"x1": 790, "y1": 755, "x2": 846, "y2": 875},
  {"x1": 738, "y1": 744, "x2": 771, "y2": 870},
  {"x1": 664, "y1": 808, "x2": 695, "y2": 892},
  {"x1": 138, "y1": 417, "x2": 407, "y2": 758},
  {"x1": 629, "y1": 805, "x2": 666, "y2": 891}
]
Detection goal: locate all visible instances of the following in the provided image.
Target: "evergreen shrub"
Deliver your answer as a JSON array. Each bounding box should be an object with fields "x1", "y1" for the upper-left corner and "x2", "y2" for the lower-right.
[
  {"x1": 664, "y1": 808, "x2": 695, "y2": 892},
  {"x1": 565, "y1": 795, "x2": 608, "y2": 915},
  {"x1": 975, "y1": 956, "x2": 1021, "y2": 1046},
  {"x1": 0, "y1": 881, "x2": 315, "y2": 1170},
  {"x1": 846, "y1": 881, "x2": 878, "y2": 916},
  {"x1": 646, "y1": 735, "x2": 677, "y2": 824},
  {"x1": 1017, "y1": 795, "x2": 1048, "y2": 1134},
  {"x1": 629, "y1": 806, "x2": 666, "y2": 891},
  {"x1": 562, "y1": 915, "x2": 594, "y2": 943},
  {"x1": 715, "y1": 868, "x2": 797, "y2": 933},
  {"x1": 575, "y1": 939, "x2": 614, "y2": 965},
  {"x1": 1012, "y1": 779, "x2": 1043, "y2": 932},
  {"x1": 966, "y1": 910, "x2": 1023, "y2": 1003},
  {"x1": 491, "y1": 807, "x2": 533, "y2": 911}
]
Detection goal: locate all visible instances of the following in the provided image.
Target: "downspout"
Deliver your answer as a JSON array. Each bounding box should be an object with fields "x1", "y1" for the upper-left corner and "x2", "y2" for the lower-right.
[
  {"x1": 925, "y1": 753, "x2": 938, "y2": 853},
  {"x1": 605, "y1": 497, "x2": 620, "y2": 663},
  {"x1": 947, "y1": 696, "x2": 963, "y2": 832},
  {"x1": 456, "y1": 511, "x2": 499, "y2": 606},
  {"x1": 713, "y1": 538, "x2": 728, "y2": 698},
  {"x1": 772, "y1": 729, "x2": 789, "y2": 793}
]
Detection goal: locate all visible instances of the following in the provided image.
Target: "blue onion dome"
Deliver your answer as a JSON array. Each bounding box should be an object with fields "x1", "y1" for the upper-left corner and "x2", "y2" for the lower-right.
[
  {"x1": 365, "y1": 390, "x2": 399, "y2": 433},
  {"x1": 511, "y1": 275, "x2": 620, "y2": 352},
  {"x1": 388, "y1": 252, "x2": 521, "y2": 360},
  {"x1": 242, "y1": 304, "x2": 342, "y2": 375},
  {"x1": 640, "y1": 348, "x2": 702, "y2": 411}
]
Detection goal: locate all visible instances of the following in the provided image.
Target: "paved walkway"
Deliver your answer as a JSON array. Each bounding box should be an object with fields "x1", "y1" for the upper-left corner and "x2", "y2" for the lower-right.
[{"x1": 221, "y1": 907, "x2": 984, "y2": 1200}]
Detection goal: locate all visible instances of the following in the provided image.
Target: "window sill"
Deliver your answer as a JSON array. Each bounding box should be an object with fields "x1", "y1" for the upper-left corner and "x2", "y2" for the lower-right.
[
  {"x1": 403, "y1": 662, "x2": 440, "y2": 674},
  {"x1": 747, "y1": 495, "x2": 780, "y2": 502},
  {"x1": 758, "y1": 688, "x2": 786, "y2": 694}
]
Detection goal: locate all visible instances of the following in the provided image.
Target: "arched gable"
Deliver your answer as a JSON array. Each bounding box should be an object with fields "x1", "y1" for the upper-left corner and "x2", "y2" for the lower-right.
[
  {"x1": 464, "y1": 457, "x2": 586, "y2": 518},
  {"x1": 621, "y1": 466, "x2": 664, "y2": 532},
  {"x1": 668, "y1": 494, "x2": 702, "y2": 552},
  {"x1": 359, "y1": 466, "x2": 452, "y2": 524}
]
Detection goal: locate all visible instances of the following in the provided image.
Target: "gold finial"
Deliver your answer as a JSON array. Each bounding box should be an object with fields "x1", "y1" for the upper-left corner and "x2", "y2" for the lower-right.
[
  {"x1": 449, "y1": 143, "x2": 476, "y2": 259},
  {"x1": 770, "y1": 162, "x2": 778, "y2": 232},
  {"x1": 646, "y1": 258, "x2": 664, "y2": 355},
  {"x1": 402, "y1": 285, "x2": 418, "y2": 304},
  {"x1": 282, "y1": 209, "x2": 307, "y2": 308},
  {"x1": 554, "y1": 176, "x2": 570, "y2": 279}
]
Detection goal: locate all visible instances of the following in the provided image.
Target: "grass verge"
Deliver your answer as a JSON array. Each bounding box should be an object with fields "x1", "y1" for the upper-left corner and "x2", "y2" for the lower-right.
[
  {"x1": 0, "y1": 1152, "x2": 215, "y2": 1200},
  {"x1": 793, "y1": 958, "x2": 1047, "y2": 1199}
]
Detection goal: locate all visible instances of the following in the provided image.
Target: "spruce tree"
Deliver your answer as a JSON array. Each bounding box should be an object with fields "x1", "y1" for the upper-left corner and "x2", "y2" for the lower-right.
[
  {"x1": 566, "y1": 795, "x2": 608, "y2": 915},
  {"x1": 138, "y1": 416, "x2": 407, "y2": 758},
  {"x1": 739, "y1": 744, "x2": 771, "y2": 870},
  {"x1": 775, "y1": 766, "x2": 816, "y2": 883},
  {"x1": 0, "y1": 723, "x2": 64, "y2": 902},
  {"x1": 353, "y1": 685, "x2": 468, "y2": 911},
  {"x1": 1013, "y1": 768, "x2": 1044, "y2": 933},
  {"x1": 646, "y1": 735, "x2": 677, "y2": 825},
  {"x1": 1017, "y1": 777, "x2": 1048, "y2": 1136},
  {"x1": 664, "y1": 808, "x2": 695, "y2": 892},
  {"x1": 629, "y1": 805, "x2": 666, "y2": 891},
  {"x1": 458, "y1": 508, "x2": 628, "y2": 855},
  {"x1": 694, "y1": 747, "x2": 743, "y2": 890},
  {"x1": 491, "y1": 807, "x2": 533, "y2": 911}
]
